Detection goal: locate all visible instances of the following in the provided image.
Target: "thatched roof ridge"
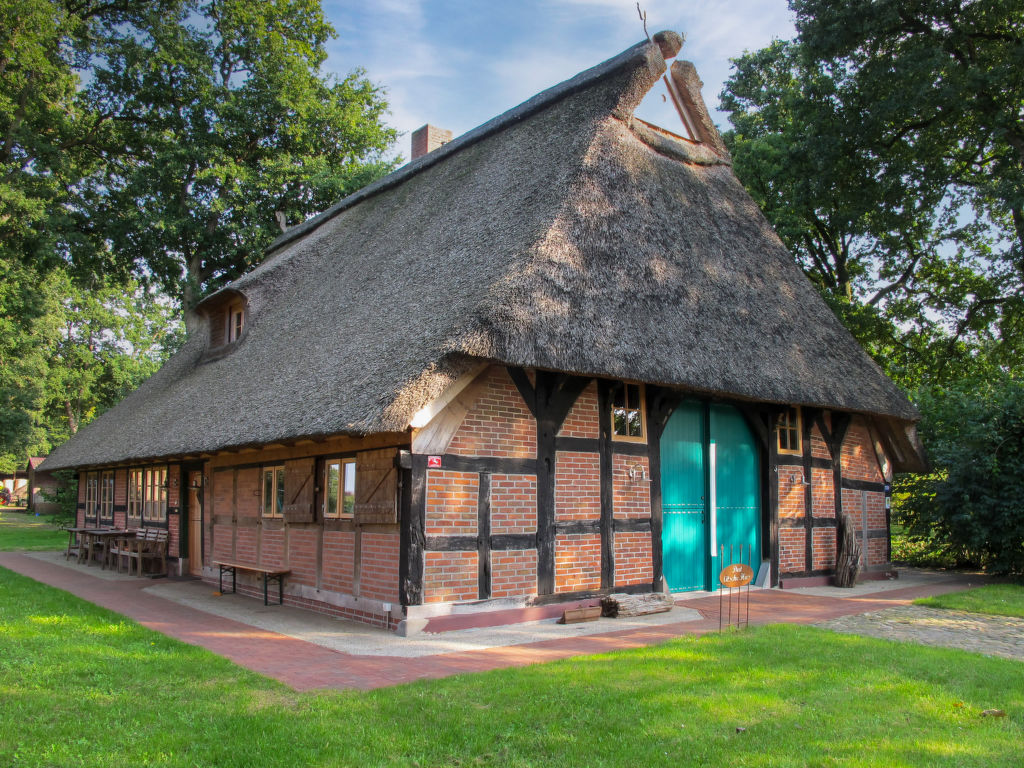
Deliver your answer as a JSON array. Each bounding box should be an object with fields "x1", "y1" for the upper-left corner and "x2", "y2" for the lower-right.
[{"x1": 42, "y1": 33, "x2": 920, "y2": 473}]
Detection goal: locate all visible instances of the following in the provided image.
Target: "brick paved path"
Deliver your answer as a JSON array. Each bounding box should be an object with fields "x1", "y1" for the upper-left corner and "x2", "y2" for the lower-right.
[{"x1": 0, "y1": 552, "x2": 983, "y2": 691}]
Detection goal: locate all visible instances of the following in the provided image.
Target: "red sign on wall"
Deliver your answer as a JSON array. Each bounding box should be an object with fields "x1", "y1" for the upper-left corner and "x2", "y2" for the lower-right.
[{"x1": 427, "y1": 456, "x2": 442, "y2": 468}]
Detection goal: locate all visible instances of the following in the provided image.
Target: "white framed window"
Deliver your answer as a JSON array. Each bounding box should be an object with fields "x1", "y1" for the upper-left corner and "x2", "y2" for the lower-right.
[
  {"x1": 84, "y1": 472, "x2": 99, "y2": 521},
  {"x1": 142, "y1": 466, "x2": 168, "y2": 523},
  {"x1": 226, "y1": 302, "x2": 244, "y2": 343},
  {"x1": 611, "y1": 382, "x2": 646, "y2": 442},
  {"x1": 262, "y1": 465, "x2": 285, "y2": 518},
  {"x1": 99, "y1": 470, "x2": 115, "y2": 524},
  {"x1": 323, "y1": 458, "x2": 356, "y2": 519},
  {"x1": 127, "y1": 469, "x2": 143, "y2": 525}
]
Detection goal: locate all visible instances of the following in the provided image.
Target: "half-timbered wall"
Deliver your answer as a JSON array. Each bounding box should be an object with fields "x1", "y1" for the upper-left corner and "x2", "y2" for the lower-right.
[
  {"x1": 414, "y1": 368, "x2": 657, "y2": 606},
  {"x1": 202, "y1": 433, "x2": 407, "y2": 628},
  {"x1": 775, "y1": 414, "x2": 892, "y2": 580}
]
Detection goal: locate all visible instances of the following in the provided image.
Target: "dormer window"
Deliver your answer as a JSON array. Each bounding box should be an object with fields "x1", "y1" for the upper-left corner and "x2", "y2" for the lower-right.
[
  {"x1": 227, "y1": 302, "x2": 244, "y2": 343},
  {"x1": 197, "y1": 289, "x2": 248, "y2": 354}
]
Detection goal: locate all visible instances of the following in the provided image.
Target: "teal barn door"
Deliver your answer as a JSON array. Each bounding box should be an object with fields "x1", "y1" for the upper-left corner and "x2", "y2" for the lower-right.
[
  {"x1": 660, "y1": 401, "x2": 761, "y2": 591},
  {"x1": 660, "y1": 402, "x2": 706, "y2": 591},
  {"x1": 708, "y1": 404, "x2": 761, "y2": 580}
]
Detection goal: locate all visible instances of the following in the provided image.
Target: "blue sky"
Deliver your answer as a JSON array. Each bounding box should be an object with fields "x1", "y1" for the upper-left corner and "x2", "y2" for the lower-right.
[{"x1": 322, "y1": 0, "x2": 796, "y2": 158}]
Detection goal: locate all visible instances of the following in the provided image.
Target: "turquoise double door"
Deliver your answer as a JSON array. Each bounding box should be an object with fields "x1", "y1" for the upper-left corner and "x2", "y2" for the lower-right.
[{"x1": 661, "y1": 401, "x2": 761, "y2": 592}]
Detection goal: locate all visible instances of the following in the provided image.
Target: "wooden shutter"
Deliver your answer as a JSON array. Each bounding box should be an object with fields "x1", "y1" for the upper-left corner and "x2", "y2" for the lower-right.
[
  {"x1": 353, "y1": 449, "x2": 398, "y2": 525},
  {"x1": 282, "y1": 458, "x2": 316, "y2": 523}
]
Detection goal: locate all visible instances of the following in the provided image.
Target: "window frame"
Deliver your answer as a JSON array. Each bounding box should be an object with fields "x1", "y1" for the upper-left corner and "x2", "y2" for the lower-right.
[
  {"x1": 610, "y1": 381, "x2": 647, "y2": 443},
  {"x1": 226, "y1": 301, "x2": 245, "y2": 343},
  {"x1": 776, "y1": 406, "x2": 803, "y2": 456},
  {"x1": 322, "y1": 457, "x2": 356, "y2": 519},
  {"x1": 131, "y1": 466, "x2": 169, "y2": 526},
  {"x1": 84, "y1": 472, "x2": 99, "y2": 522},
  {"x1": 261, "y1": 465, "x2": 286, "y2": 518},
  {"x1": 98, "y1": 470, "x2": 115, "y2": 524},
  {"x1": 127, "y1": 468, "x2": 143, "y2": 525}
]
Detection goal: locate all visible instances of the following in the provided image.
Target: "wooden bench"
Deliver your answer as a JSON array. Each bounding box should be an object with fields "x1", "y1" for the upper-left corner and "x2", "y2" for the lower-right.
[{"x1": 213, "y1": 561, "x2": 290, "y2": 605}]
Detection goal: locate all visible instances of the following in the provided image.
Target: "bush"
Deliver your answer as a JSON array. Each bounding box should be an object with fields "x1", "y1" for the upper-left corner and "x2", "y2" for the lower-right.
[
  {"x1": 41, "y1": 470, "x2": 78, "y2": 527},
  {"x1": 895, "y1": 375, "x2": 1024, "y2": 574}
]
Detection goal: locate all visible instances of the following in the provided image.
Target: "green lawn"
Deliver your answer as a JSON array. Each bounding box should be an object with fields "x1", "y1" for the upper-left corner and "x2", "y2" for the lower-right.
[
  {"x1": 0, "y1": 510, "x2": 67, "y2": 551},
  {"x1": 915, "y1": 584, "x2": 1024, "y2": 619},
  {"x1": 1, "y1": 568, "x2": 1021, "y2": 767}
]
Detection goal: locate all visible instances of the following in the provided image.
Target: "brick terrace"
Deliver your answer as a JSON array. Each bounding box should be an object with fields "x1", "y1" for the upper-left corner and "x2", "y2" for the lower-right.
[{"x1": 0, "y1": 552, "x2": 983, "y2": 693}]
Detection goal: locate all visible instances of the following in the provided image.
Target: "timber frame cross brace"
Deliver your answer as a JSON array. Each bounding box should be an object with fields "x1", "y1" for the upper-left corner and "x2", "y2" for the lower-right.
[{"x1": 508, "y1": 368, "x2": 592, "y2": 594}]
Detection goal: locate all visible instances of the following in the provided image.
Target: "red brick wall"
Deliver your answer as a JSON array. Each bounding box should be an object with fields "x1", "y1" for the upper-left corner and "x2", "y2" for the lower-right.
[
  {"x1": 360, "y1": 533, "x2": 400, "y2": 601},
  {"x1": 812, "y1": 527, "x2": 836, "y2": 570},
  {"x1": 558, "y1": 381, "x2": 599, "y2": 438},
  {"x1": 424, "y1": 551, "x2": 478, "y2": 602},
  {"x1": 842, "y1": 487, "x2": 888, "y2": 566},
  {"x1": 448, "y1": 367, "x2": 536, "y2": 458},
  {"x1": 779, "y1": 527, "x2": 806, "y2": 573},
  {"x1": 612, "y1": 455, "x2": 650, "y2": 519},
  {"x1": 811, "y1": 467, "x2": 834, "y2": 519},
  {"x1": 810, "y1": 421, "x2": 831, "y2": 460},
  {"x1": 168, "y1": 515, "x2": 181, "y2": 560},
  {"x1": 425, "y1": 469, "x2": 478, "y2": 536},
  {"x1": 841, "y1": 421, "x2": 883, "y2": 482},
  {"x1": 555, "y1": 451, "x2": 600, "y2": 521},
  {"x1": 490, "y1": 474, "x2": 536, "y2": 534},
  {"x1": 287, "y1": 528, "x2": 318, "y2": 586},
  {"x1": 778, "y1": 466, "x2": 805, "y2": 523},
  {"x1": 261, "y1": 525, "x2": 286, "y2": 570},
  {"x1": 614, "y1": 531, "x2": 652, "y2": 586},
  {"x1": 555, "y1": 533, "x2": 601, "y2": 592},
  {"x1": 491, "y1": 549, "x2": 537, "y2": 598},
  {"x1": 211, "y1": 469, "x2": 233, "y2": 562},
  {"x1": 321, "y1": 531, "x2": 355, "y2": 594}
]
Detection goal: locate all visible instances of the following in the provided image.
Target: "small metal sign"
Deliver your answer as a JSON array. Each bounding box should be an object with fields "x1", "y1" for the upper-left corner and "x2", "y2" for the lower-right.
[
  {"x1": 719, "y1": 562, "x2": 754, "y2": 588},
  {"x1": 427, "y1": 456, "x2": 442, "y2": 468}
]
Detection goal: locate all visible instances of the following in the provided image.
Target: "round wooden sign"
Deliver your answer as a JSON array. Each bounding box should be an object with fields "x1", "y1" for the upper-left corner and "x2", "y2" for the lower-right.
[{"x1": 719, "y1": 563, "x2": 754, "y2": 587}]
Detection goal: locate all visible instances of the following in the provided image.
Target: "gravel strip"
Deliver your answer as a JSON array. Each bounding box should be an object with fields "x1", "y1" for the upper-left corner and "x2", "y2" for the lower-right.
[{"x1": 817, "y1": 605, "x2": 1024, "y2": 661}]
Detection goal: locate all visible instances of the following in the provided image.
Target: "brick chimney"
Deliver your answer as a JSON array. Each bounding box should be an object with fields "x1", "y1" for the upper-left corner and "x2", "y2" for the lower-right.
[{"x1": 411, "y1": 124, "x2": 452, "y2": 160}]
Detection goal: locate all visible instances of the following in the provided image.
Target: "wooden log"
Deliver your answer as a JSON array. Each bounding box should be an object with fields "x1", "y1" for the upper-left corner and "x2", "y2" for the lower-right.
[
  {"x1": 834, "y1": 511, "x2": 862, "y2": 588},
  {"x1": 600, "y1": 592, "x2": 674, "y2": 618}
]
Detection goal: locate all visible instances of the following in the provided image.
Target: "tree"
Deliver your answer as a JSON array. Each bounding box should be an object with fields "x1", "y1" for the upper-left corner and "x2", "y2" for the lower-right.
[
  {"x1": 896, "y1": 374, "x2": 1024, "y2": 574},
  {"x1": 1, "y1": 0, "x2": 398, "y2": 466},
  {"x1": 721, "y1": 34, "x2": 1020, "y2": 387},
  {"x1": 85, "y1": 0, "x2": 399, "y2": 322}
]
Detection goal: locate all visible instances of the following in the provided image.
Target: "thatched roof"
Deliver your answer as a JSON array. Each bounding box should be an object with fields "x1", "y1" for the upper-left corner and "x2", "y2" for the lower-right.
[{"x1": 43, "y1": 33, "x2": 921, "y2": 473}]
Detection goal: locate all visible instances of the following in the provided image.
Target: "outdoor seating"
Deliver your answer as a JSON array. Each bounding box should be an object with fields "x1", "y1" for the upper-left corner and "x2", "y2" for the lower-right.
[
  {"x1": 106, "y1": 530, "x2": 138, "y2": 573},
  {"x1": 213, "y1": 560, "x2": 290, "y2": 605},
  {"x1": 122, "y1": 528, "x2": 169, "y2": 577}
]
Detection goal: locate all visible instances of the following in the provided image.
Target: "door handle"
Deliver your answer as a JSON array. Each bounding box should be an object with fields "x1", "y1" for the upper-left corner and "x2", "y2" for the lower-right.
[{"x1": 709, "y1": 442, "x2": 717, "y2": 557}]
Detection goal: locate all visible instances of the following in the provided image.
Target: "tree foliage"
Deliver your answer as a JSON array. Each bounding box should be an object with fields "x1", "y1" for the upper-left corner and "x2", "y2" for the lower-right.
[
  {"x1": 896, "y1": 375, "x2": 1024, "y2": 574},
  {"x1": 720, "y1": 0, "x2": 1024, "y2": 387},
  {"x1": 0, "y1": 0, "x2": 399, "y2": 468},
  {"x1": 86, "y1": 0, "x2": 399, "y2": 316}
]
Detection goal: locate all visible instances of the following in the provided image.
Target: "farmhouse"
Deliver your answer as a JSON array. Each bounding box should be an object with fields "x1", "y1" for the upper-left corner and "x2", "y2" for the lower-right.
[{"x1": 42, "y1": 33, "x2": 924, "y2": 633}]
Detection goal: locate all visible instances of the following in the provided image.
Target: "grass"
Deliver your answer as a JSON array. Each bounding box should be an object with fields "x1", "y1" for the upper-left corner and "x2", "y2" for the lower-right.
[
  {"x1": 915, "y1": 584, "x2": 1024, "y2": 619},
  {"x1": 0, "y1": 509, "x2": 67, "y2": 551},
  {"x1": 1, "y1": 569, "x2": 1022, "y2": 767}
]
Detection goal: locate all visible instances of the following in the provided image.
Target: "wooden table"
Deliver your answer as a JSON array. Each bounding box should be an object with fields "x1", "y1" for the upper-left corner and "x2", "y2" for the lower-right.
[{"x1": 78, "y1": 528, "x2": 128, "y2": 567}]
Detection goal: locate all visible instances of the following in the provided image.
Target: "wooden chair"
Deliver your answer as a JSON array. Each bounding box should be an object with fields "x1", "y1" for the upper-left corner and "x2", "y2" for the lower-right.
[{"x1": 125, "y1": 528, "x2": 169, "y2": 577}]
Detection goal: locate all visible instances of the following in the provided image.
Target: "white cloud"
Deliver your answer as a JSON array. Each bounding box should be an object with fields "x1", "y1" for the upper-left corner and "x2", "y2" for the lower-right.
[{"x1": 320, "y1": 0, "x2": 795, "y2": 157}]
